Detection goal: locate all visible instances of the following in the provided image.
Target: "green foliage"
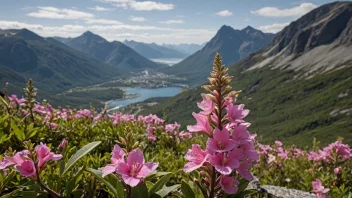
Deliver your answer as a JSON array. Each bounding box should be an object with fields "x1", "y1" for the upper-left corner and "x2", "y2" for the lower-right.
[{"x1": 142, "y1": 66, "x2": 352, "y2": 146}]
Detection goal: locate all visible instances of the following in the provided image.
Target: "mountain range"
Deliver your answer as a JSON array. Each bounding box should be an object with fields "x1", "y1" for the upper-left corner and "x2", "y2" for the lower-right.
[
  {"x1": 162, "y1": 43, "x2": 206, "y2": 55},
  {"x1": 141, "y1": 1, "x2": 352, "y2": 146},
  {"x1": 160, "y1": 25, "x2": 275, "y2": 86},
  {"x1": 0, "y1": 29, "x2": 119, "y2": 94},
  {"x1": 65, "y1": 31, "x2": 166, "y2": 71},
  {"x1": 123, "y1": 40, "x2": 188, "y2": 59}
]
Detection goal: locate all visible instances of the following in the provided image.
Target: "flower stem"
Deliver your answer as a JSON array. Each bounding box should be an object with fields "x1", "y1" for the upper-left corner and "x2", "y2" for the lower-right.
[
  {"x1": 209, "y1": 167, "x2": 217, "y2": 198},
  {"x1": 34, "y1": 163, "x2": 62, "y2": 198}
]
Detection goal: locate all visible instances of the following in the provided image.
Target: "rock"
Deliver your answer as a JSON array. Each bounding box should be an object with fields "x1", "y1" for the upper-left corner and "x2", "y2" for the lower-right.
[{"x1": 247, "y1": 177, "x2": 315, "y2": 198}]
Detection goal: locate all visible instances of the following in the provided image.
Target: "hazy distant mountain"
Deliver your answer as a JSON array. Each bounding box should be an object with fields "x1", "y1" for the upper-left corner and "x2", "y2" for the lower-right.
[
  {"x1": 66, "y1": 31, "x2": 166, "y2": 71},
  {"x1": 143, "y1": 1, "x2": 352, "y2": 146},
  {"x1": 52, "y1": 36, "x2": 73, "y2": 44},
  {"x1": 162, "y1": 43, "x2": 206, "y2": 55},
  {"x1": 161, "y1": 25, "x2": 275, "y2": 86},
  {"x1": 123, "y1": 40, "x2": 188, "y2": 59},
  {"x1": 0, "y1": 29, "x2": 119, "y2": 94}
]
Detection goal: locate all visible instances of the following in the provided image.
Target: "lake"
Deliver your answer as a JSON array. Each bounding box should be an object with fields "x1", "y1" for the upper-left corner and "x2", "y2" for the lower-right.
[
  {"x1": 107, "y1": 87, "x2": 182, "y2": 109},
  {"x1": 150, "y1": 58, "x2": 184, "y2": 66}
]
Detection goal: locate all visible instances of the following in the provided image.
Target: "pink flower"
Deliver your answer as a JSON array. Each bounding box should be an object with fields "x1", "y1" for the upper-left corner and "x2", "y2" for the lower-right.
[
  {"x1": 267, "y1": 154, "x2": 276, "y2": 164},
  {"x1": 334, "y1": 167, "x2": 340, "y2": 175},
  {"x1": 197, "y1": 96, "x2": 215, "y2": 115},
  {"x1": 8, "y1": 94, "x2": 26, "y2": 108},
  {"x1": 187, "y1": 113, "x2": 212, "y2": 136},
  {"x1": 49, "y1": 122, "x2": 58, "y2": 129},
  {"x1": 206, "y1": 128, "x2": 236, "y2": 153},
  {"x1": 275, "y1": 141, "x2": 283, "y2": 147},
  {"x1": 210, "y1": 150, "x2": 241, "y2": 175},
  {"x1": 58, "y1": 139, "x2": 67, "y2": 151},
  {"x1": 148, "y1": 135, "x2": 156, "y2": 142},
  {"x1": 116, "y1": 149, "x2": 158, "y2": 187},
  {"x1": 236, "y1": 159, "x2": 254, "y2": 181},
  {"x1": 232, "y1": 124, "x2": 250, "y2": 143},
  {"x1": 179, "y1": 131, "x2": 192, "y2": 139},
  {"x1": 220, "y1": 176, "x2": 239, "y2": 194},
  {"x1": 184, "y1": 144, "x2": 209, "y2": 173},
  {"x1": 35, "y1": 143, "x2": 62, "y2": 169},
  {"x1": 312, "y1": 179, "x2": 330, "y2": 194},
  {"x1": 165, "y1": 122, "x2": 180, "y2": 133},
  {"x1": 102, "y1": 145, "x2": 126, "y2": 177},
  {"x1": 226, "y1": 104, "x2": 249, "y2": 123},
  {"x1": 237, "y1": 140, "x2": 258, "y2": 161},
  {"x1": 15, "y1": 160, "x2": 36, "y2": 177},
  {"x1": 0, "y1": 150, "x2": 29, "y2": 169}
]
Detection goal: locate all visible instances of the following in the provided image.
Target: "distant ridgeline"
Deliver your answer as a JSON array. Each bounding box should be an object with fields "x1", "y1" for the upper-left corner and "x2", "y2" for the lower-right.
[
  {"x1": 159, "y1": 25, "x2": 275, "y2": 86},
  {"x1": 142, "y1": 1, "x2": 352, "y2": 146},
  {"x1": 0, "y1": 29, "x2": 166, "y2": 108}
]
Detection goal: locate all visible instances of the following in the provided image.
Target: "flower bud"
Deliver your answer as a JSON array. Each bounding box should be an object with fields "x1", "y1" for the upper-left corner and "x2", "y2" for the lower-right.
[{"x1": 58, "y1": 139, "x2": 67, "y2": 151}]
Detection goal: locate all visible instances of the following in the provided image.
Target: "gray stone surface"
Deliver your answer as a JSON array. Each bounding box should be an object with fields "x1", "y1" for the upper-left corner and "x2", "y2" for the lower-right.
[{"x1": 247, "y1": 177, "x2": 315, "y2": 198}]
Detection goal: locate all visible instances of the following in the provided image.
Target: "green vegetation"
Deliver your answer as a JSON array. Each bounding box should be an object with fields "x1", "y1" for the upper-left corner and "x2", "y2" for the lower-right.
[{"x1": 142, "y1": 66, "x2": 352, "y2": 146}]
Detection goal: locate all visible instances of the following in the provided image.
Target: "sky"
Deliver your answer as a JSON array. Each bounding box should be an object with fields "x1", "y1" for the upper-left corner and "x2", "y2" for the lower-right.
[{"x1": 0, "y1": 0, "x2": 348, "y2": 44}]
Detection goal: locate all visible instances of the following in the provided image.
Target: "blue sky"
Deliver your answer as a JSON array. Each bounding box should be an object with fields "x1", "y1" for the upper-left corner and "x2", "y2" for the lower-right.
[{"x1": 0, "y1": 0, "x2": 347, "y2": 44}]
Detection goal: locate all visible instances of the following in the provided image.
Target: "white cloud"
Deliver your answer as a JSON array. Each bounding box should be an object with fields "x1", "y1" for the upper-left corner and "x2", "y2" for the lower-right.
[
  {"x1": 28, "y1": 6, "x2": 94, "y2": 19},
  {"x1": 85, "y1": 19, "x2": 123, "y2": 25},
  {"x1": 216, "y1": 10, "x2": 232, "y2": 17},
  {"x1": 258, "y1": 23, "x2": 290, "y2": 33},
  {"x1": 130, "y1": 16, "x2": 147, "y2": 22},
  {"x1": 176, "y1": 15, "x2": 184, "y2": 18},
  {"x1": 159, "y1": 20, "x2": 183, "y2": 24},
  {"x1": 89, "y1": 6, "x2": 114, "y2": 11},
  {"x1": 101, "y1": 0, "x2": 174, "y2": 11},
  {"x1": 251, "y1": 3, "x2": 317, "y2": 17},
  {"x1": 130, "y1": 1, "x2": 174, "y2": 11},
  {"x1": 0, "y1": 20, "x2": 215, "y2": 44}
]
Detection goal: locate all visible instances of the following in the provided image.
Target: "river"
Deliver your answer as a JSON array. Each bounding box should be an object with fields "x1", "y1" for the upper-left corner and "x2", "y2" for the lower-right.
[
  {"x1": 107, "y1": 87, "x2": 182, "y2": 109},
  {"x1": 150, "y1": 58, "x2": 184, "y2": 66}
]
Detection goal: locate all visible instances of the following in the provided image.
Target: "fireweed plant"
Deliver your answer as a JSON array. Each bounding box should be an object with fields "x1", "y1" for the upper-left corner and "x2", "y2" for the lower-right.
[{"x1": 184, "y1": 53, "x2": 258, "y2": 197}]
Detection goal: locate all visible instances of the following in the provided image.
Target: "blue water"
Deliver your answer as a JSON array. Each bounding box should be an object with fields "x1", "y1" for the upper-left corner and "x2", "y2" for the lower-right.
[
  {"x1": 108, "y1": 87, "x2": 182, "y2": 109},
  {"x1": 150, "y1": 58, "x2": 183, "y2": 66}
]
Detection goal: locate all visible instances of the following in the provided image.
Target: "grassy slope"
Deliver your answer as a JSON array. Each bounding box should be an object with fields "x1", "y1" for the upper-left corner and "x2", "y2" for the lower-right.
[{"x1": 141, "y1": 65, "x2": 352, "y2": 146}]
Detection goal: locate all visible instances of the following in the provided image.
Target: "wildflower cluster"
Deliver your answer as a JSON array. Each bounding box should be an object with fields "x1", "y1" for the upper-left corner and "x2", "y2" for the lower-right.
[
  {"x1": 184, "y1": 53, "x2": 258, "y2": 197},
  {"x1": 256, "y1": 139, "x2": 352, "y2": 198}
]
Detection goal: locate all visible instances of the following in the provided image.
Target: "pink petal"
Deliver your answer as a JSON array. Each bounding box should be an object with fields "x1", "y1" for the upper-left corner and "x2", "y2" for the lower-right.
[
  {"x1": 122, "y1": 175, "x2": 141, "y2": 187},
  {"x1": 127, "y1": 149, "x2": 144, "y2": 165},
  {"x1": 102, "y1": 164, "x2": 117, "y2": 177}
]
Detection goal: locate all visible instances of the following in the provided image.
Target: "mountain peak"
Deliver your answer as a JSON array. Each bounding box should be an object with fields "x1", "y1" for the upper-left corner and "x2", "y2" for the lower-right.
[
  {"x1": 82, "y1": 31, "x2": 96, "y2": 37},
  {"x1": 242, "y1": 26, "x2": 255, "y2": 31},
  {"x1": 15, "y1": 28, "x2": 43, "y2": 41},
  {"x1": 218, "y1": 25, "x2": 234, "y2": 32}
]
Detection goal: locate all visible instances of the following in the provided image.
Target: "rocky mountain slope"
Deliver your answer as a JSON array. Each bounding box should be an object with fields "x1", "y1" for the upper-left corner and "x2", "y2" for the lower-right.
[
  {"x1": 141, "y1": 1, "x2": 352, "y2": 146},
  {"x1": 66, "y1": 31, "x2": 166, "y2": 71},
  {"x1": 247, "y1": 1, "x2": 352, "y2": 76},
  {"x1": 160, "y1": 25, "x2": 275, "y2": 86}
]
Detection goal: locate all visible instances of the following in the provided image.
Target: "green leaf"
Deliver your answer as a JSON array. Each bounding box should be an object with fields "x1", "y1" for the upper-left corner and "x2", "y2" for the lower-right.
[
  {"x1": 85, "y1": 168, "x2": 119, "y2": 198},
  {"x1": 11, "y1": 120, "x2": 25, "y2": 141},
  {"x1": 149, "y1": 172, "x2": 173, "y2": 195},
  {"x1": 132, "y1": 182, "x2": 149, "y2": 198},
  {"x1": 153, "y1": 184, "x2": 180, "y2": 198},
  {"x1": 229, "y1": 189, "x2": 258, "y2": 198},
  {"x1": 181, "y1": 180, "x2": 195, "y2": 198},
  {"x1": 2, "y1": 170, "x2": 16, "y2": 190},
  {"x1": 66, "y1": 166, "x2": 85, "y2": 196},
  {"x1": 0, "y1": 189, "x2": 20, "y2": 198},
  {"x1": 62, "y1": 141, "x2": 101, "y2": 176}
]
